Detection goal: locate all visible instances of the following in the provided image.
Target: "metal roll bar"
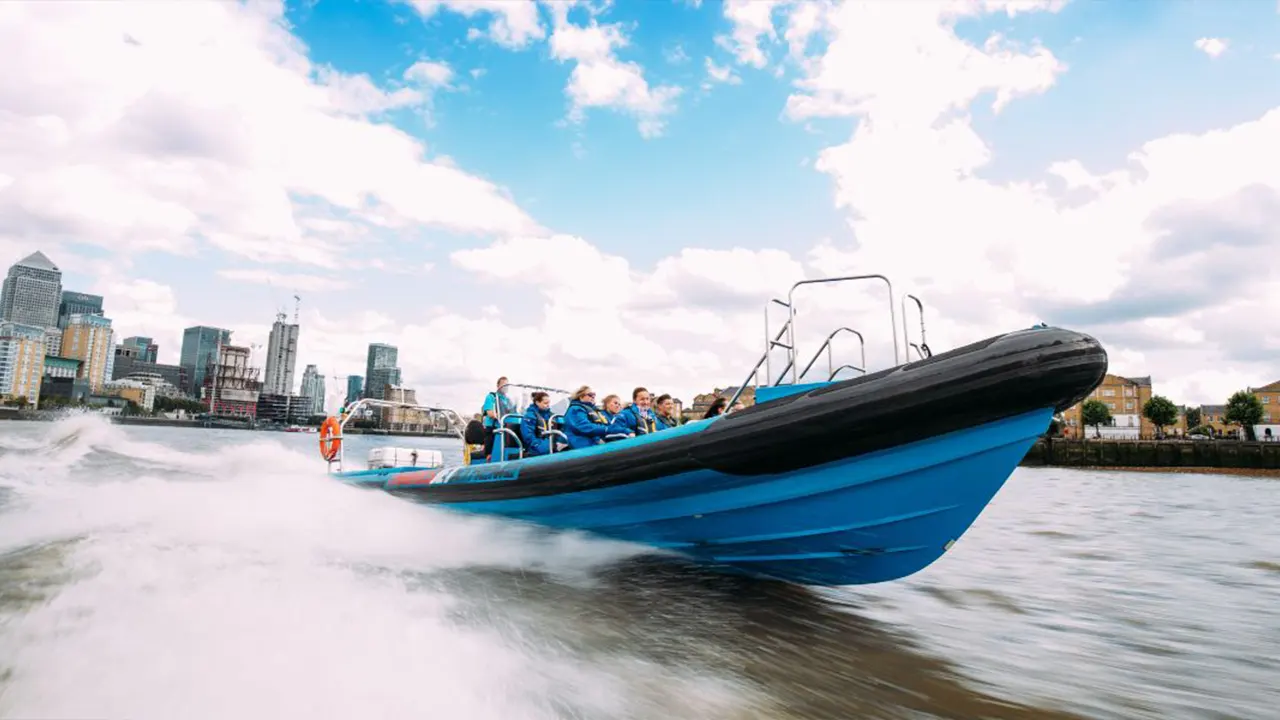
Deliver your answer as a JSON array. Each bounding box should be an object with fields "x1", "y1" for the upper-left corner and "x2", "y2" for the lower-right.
[
  {"x1": 327, "y1": 397, "x2": 466, "y2": 473},
  {"x1": 798, "y1": 327, "x2": 866, "y2": 382},
  {"x1": 788, "y1": 275, "x2": 897, "y2": 383},
  {"x1": 829, "y1": 364, "x2": 862, "y2": 380},
  {"x1": 901, "y1": 293, "x2": 930, "y2": 360}
]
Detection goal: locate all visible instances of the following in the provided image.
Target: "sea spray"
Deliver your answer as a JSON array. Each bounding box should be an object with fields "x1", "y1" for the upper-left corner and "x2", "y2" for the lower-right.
[{"x1": 0, "y1": 416, "x2": 765, "y2": 720}]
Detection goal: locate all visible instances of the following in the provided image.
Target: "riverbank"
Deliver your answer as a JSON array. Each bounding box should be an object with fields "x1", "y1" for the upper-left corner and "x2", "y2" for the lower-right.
[{"x1": 1021, "y1": 437, "x2": 1280, "y2": 472}]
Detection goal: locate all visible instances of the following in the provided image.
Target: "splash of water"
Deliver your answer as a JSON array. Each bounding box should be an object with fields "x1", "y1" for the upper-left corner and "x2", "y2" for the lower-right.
[{"x1": 0, "y1": 416, "x2": 763, "y2": 720}]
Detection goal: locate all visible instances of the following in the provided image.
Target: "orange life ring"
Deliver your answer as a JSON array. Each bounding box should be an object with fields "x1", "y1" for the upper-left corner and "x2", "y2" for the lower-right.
[{"x1": 318, "y1": 416, "x2": 342, "y2": 461}]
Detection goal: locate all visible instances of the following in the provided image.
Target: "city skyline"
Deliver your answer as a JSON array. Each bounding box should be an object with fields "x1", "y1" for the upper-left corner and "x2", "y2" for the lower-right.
[{"x1": 0, "y1": 2, "x2": 1277, "y2": 414}]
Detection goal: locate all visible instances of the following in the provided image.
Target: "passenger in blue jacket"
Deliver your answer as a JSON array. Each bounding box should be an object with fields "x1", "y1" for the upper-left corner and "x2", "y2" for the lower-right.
[
  {"x1": 562, "y1": 385, "x2": 611, "y2": 449},
  {"x1": 609, "y1": 386, "x2": 657, "y2": 437},
  {"x1": 520, "y1": 391, "x2": 557, "y2": 456}
]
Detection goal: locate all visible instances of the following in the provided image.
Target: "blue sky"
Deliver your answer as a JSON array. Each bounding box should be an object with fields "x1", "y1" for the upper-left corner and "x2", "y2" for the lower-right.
[{"x1": 3, "y1": 0, "x2": 1279, "y2": 411}]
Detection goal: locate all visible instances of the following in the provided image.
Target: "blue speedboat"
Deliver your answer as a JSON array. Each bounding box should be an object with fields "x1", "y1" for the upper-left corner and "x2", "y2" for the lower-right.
[{"x1": 323, "y1": 276, "x2": 1107, "y2": 586}]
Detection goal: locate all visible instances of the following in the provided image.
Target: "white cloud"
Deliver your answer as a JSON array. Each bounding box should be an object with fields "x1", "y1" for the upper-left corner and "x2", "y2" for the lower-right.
[
  {"x1": 400, "y1": 0, "x2": 545, "y2": 49},
  {"x1": 704, "y1": 58, "x2": 742, "y2": 86},
  {"x1": 217, "y1": 269, "x2": 352, "y2": 292},
  {"x1": 545, "y1": 5, "x2": 682, "y2": 138},
  {"x1": 722, "y1": 0, "x2": 1280, "y2": 405},
  {"x1": 1194, "y1": 37, "x2": 1229, "y2": 58},
  {"x1": 0, "y1": 0, "x2": 539, "y2": 268}
]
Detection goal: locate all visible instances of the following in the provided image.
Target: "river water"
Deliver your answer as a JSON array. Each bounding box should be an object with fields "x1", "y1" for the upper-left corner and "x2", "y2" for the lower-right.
[{"x1": 0, "y1": 415, "x2": 1277, "y2": 720}]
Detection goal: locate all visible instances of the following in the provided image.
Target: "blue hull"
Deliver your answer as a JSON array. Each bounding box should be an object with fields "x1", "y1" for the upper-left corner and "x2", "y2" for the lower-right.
[
  {"x1": 332, "y1": 325, "x2": 1107, "y2": 586},
  {"x1": 341, "y1": 408, "x2": 1050, "y2": 586}
]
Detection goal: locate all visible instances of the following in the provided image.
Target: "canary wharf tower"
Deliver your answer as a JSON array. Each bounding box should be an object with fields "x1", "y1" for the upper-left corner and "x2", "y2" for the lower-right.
[{"x1": 0, "y1": 251, "x2": 62, "y2": 328}]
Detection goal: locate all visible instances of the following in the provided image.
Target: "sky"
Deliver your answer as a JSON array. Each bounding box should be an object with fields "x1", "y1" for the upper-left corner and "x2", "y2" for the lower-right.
[{"x1": 1, "y1": 0, "x2": 1278, "y2": 416}]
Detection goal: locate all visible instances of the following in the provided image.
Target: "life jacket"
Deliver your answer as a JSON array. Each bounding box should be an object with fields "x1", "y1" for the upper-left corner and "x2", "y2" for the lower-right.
[
  {"x1": 574, "y1": 400, "x2": 609, "y2": 426},
  {"x1": 627, "y1": 404, "x2": 656, "y2": 434}
]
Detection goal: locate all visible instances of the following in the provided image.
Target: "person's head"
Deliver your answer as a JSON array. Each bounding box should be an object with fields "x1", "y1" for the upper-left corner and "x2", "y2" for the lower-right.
[
  {"x1": 496, "y1": 376, "x2": 508, "y2": 393},
  {"x1": 704, "y1": 397, "x2": 728, "y2": 418},
  {"x1": 632, "y1": 386, "x2": 651, "y2": 409},
  {"x1": 601, "y1": 394, "x2": 621, "y2": 414},
  {"x1": 655, "y1": 394, "x2": 674, "y2": 416},
  {"x1": 731, "y1": 401, "x2": 745, "y2": 412},
  {"x1": 531, "y1": 390, "x2": 551, "y2": 410},
  {"x1": 571, "y1": 385, "x2": 596, "y2": 404}
]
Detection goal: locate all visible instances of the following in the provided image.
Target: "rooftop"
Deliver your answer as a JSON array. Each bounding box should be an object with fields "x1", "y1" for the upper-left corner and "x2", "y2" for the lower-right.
[{"x1": 12, "y1": 251, "x2": 58, "y2": 273}]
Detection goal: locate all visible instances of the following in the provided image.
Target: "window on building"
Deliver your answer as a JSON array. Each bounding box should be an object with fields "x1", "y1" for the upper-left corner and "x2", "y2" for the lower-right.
[{"x1": 1103, "y1": 389, "x2": 1116, "y2": 396}]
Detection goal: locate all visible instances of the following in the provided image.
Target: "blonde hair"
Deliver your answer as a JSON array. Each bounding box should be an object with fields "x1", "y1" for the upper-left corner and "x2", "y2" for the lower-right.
[
  {"x1": 601, "y1": 393, "x2": 620, "y2": 407},
  {"x1": 571, "y1": 385, "x2": 593, "y2": 401}
]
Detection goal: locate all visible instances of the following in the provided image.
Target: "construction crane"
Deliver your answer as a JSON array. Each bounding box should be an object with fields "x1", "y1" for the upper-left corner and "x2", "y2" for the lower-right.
[{"x1": 293, "y1": 294, "x2": 300, "y2": 324}]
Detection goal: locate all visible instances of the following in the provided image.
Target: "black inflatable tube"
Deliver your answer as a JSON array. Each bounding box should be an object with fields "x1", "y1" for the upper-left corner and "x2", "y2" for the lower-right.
[{"x1": 391, "y1": 326, "x2": 1107, "y2": 504}]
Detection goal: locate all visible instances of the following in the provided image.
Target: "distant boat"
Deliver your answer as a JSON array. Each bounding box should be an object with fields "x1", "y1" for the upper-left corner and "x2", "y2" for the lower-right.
[{"x1": 319, "y1": 275, "x2": 1108, "y2": 587}]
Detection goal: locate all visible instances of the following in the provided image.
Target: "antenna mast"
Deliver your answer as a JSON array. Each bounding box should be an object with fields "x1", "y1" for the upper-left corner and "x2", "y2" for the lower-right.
[{"x1": 293, "y1": 294, "x2": 300, "y2": 325}]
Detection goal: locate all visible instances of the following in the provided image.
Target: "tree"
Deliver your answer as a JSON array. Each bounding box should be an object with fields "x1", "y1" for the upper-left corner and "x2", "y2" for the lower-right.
[
  {"x1": 1184, "y1": 406, "x2": 1202, "y2": 429},
  {"x1": 1225, "y1": 390, "x2": 1264, "y2": 441},
  {"x1": 1081, "y1": 399, "x2": 1111, "y2": 438},
  {"x1": 1142, "y1": 395, "x2": 1179, "y2": 438}
]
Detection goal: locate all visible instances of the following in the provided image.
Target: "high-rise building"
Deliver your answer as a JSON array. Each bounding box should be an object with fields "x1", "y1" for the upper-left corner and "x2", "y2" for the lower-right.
[
  {"x1": 180, "y1": 326, "x2": 231, "y2": 393},
  {"x1": 0, "y1": 322, "x2": 47, "y2": 406},
  {"x1": 364, "y1": 343, "x2": 400, "y2": 400},
  {"x1": 58, "y1": 291, "x2": 104, "y2": 329},
  {"x1": 60, "y1": 314, "x2": 115, "y2": 393},
  {"x1": 300, "y1": 364, "x2": 325, "y2": 415},
  {"x1": 121, "y1": 336, "x2": 158, "y2": 363},
  {"x1": 1, "y1": 251, "x2": 62, "y2": 329},
  {"x1": 346, "y1": 375, "x2": 363, "y2": 404},
  {"x1": 263, "y1": 312, "x2": 300, "y2": 396}
]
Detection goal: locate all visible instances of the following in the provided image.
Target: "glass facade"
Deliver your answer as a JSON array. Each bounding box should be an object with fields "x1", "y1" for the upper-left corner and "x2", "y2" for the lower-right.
[
  {"x1": 180, "y1": 326, "x2": 231, "y2": 393},
  {"x1": 1, "y1": 252, "x2": 62, "y2": 329}
]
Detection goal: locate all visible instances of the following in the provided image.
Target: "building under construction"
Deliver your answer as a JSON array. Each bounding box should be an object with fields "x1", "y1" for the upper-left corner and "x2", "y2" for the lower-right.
[{"x1": 202, "y1": 344, "x2": 262, "y2": 419}]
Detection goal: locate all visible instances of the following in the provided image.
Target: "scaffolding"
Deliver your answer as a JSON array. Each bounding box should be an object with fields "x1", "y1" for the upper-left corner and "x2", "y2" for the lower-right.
[{"x1": 203, "y1": 342, "x2": 263, "y2": 419}]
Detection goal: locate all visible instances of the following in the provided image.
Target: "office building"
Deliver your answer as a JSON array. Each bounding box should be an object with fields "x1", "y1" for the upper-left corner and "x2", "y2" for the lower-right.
[
  {"x1": 364, "y1": 343, "x2": 400, "y2": 400},
  {"x1": 346, "y1": 375, "x2": 363, "y2": 404},
  {"x1": 203, "y1": 344, "x2": 261, "y2": 418},
  {"x1": 121, "y1": 336, "x2": 158, "y2": 364},
  {"x1": 300, "y1": 364, "x2": 325, "y2": 415},
  {"x1": 58, "y1": 291, "x2": 103, "y2": 329},
  {"x1": 181, "y1": 326, "x2": 231, "y2": 393},
  {"x1": 1, "y1": 251, "x2": 62, "y2": 329}
]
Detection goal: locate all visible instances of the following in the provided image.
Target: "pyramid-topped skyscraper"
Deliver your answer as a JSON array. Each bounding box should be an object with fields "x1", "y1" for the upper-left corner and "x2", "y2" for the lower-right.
[{"x1": 1, "y1": 251, "x2": 62, "y2": 329}]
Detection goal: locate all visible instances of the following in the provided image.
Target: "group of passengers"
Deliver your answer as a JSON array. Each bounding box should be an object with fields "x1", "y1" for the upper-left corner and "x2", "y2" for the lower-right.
[{"x1": 476, "y1": 375, "x2": 742, "y2": 461}]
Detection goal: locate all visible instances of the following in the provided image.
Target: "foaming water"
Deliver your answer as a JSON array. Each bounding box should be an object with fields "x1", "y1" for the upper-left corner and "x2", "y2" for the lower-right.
[
  {"x1": 3, "y1": 416, "x2": 1279, "y2": 719},
  {"x1": 0, "y1": 416, "x2": 751, "y2": 720}
]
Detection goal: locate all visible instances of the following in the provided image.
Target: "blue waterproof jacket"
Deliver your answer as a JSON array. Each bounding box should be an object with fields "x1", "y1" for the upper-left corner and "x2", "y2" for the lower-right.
[
  {"x1": 655, "y1": 413, "x2": 678, "y2": 431},
  {"x1": 520, "y1": 403, "x2": 554, "y2": 456},
  {"x1": 609, "y1": 404, "x2": 657, "y2": 437},
  {"x1": 563, "y1": 399, "x2": 611, "y2": 449}
]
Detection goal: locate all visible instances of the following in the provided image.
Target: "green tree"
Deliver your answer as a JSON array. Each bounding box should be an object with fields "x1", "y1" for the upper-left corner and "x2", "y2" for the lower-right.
[
  {"x1": 1184, "y1": 406, "x2": 1202, "y2": 429},
  {"x1": 1142, "y1": 395, "x2": 1179, "y2": 438},
  {"x1": 1081, "y1": 399, "x2": 1112, "y2": 438},
  {"x1": 1225, "y1": 390, "x2": 1264, "y2": 441}
]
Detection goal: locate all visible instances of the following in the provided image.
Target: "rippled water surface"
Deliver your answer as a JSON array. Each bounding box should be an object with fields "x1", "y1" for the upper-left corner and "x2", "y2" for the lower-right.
[{"x1": 1, "y1": 415, "x2": 1278, "y2": 719}]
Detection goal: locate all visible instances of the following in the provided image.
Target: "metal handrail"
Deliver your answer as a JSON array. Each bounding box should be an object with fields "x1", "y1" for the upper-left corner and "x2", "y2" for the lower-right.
[
  {"x1": 829, "y1": 364, "x2": 863, "y2": 380},
  {"x1": 763, "y1": 299, "x2": 792, "y2": 386},
  {"x1": 493, "y1": 412, "x2": 524, "y2": 460},
  {"x1": 798, "y1": 327, "x2": 866, "y2": 382},
  {"x1": 545, "y1": 429, "x2": 568, "y2": 454},
  {"x1": 329, "y1": 397, "x2": 466, "y2": 472},
  {"x1": 788, "y1": 275, "x2": 897, "y2": 383},
  {"x1": 727, "y1": 314, "x2": 794, "y2": 410},
  {"x1": 498, "y1": 381, "x2": 571, "y2": 395},
  {"x1": 901, "y1": 293, "x2": 930, "y2": 359}
]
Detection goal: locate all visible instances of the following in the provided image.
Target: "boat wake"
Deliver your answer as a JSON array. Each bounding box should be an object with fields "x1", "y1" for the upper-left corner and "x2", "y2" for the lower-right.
[{"x1": 0, "y1": 415, "x2": 756, "y2": 720}]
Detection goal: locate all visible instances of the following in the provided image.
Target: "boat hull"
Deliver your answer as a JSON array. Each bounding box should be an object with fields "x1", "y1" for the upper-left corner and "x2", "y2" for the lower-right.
[{"x1": 335, "y1": 326, "x2": 1108, "y2": 586}]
